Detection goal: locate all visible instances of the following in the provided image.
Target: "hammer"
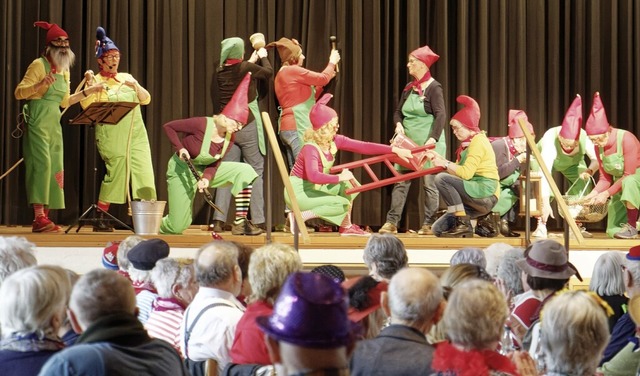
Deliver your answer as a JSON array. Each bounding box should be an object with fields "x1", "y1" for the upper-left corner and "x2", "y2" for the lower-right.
[{"x1": 330, "y1": 35, "x2": 339, "y2": 73}]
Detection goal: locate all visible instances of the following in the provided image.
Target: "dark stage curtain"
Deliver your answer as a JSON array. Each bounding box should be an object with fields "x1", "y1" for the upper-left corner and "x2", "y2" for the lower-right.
[{"x1": 2, "y1": 0, "x2": 639, "y2": 232}]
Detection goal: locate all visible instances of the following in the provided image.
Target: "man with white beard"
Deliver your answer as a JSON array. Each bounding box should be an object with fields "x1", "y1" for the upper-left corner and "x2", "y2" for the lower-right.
[{"x1": 15, "y1": 21, "x2": 102, "y2": 232}]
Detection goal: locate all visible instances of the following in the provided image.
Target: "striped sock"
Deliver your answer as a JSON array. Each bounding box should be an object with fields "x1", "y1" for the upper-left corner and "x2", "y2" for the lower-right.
[
  {"x1": 34, "y1": 204, "x2": 45, "y2": 218},
  {"x1": 234, "y1": 185, "x2": 252, "y2": 224}
]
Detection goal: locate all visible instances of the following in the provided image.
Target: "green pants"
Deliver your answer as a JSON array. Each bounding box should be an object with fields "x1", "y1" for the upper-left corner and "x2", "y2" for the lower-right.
[
  {"x1": 285, "y1": 176, "x2": 358, "y2": 226},
  {"x1": 606, "y1": 173, "x2": 640, "y2": 238}
]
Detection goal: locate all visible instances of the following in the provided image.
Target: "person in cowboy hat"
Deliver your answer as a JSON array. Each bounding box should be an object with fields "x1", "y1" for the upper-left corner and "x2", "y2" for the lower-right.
[
  {"x1": 427, "y1": 95, "x2": 500, "y2": 238},
  {"x1": 80, "y1": 26, "x2": 156, "y2": 232},
  {"x1": 582, "y1": 92, "x2": 640, "y2": 239},
  {"x1": 285, "y1": 94, "x2": 412, "y2": 237},
  {"x1": 210, "y1": 37, "x2": 272, "y2": 233},
  {"x1": 379, "y1": 45, "x2": 447, "y2": 236},
  {"x1": 257, "y1": 271, "x2": 355, "y2": 375},
  {"x1": 160, "y1": 73, "x2": 262, "y2": 236},
  {"x1": 15, "y1": 21, "x2": 102, "y2": 232},
  {"x1": 530, "y1": 95, "x2": 599, "y2": 238}
]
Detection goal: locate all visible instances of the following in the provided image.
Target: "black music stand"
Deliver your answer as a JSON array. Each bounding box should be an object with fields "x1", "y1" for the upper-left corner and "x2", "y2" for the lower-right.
[{"x1": 65, "y1": 102, "x2": 138, "y2": 233}]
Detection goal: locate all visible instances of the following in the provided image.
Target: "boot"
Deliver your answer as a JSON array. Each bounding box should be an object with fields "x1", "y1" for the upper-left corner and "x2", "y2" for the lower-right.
[
  {"x1": 475, "y1": 213, "x2": 498, "y2": 237},
  {"x1": 499, "y1": 218, "x2": 520, "y2": 237},
  {"x1": 441, "y1": 216, "x2": 473, "y2": 238}
]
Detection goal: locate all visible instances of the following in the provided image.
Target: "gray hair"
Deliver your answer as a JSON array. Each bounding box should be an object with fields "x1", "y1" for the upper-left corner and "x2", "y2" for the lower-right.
[
  {"x1": 540, "y1": 291, "x2": 610, "y2": 375},
  {"x1": 362, "y1": 234, "x2": 408, "y2": 280},
  {"x1": 0, "y1": 236, "x2": 37, "y2": 285},
  {"x1": 484, "y1": 242, "x2": 513, "y2": 276},
  {"x1": 590, "y1": 251, "x2": 626, "y2": 296},
  {"x1": 450, "y1": 247, "x2": 486, "y2": 269},
  {"x1": 624, "y1": 258, "x2": 640, "y2": 289},
  {"x1": 444, "y1": 279, "x2": 507, "y2": 349},
  {"x1": 70, "y1": 269, "x2": 136, "y2": 330},
  {"x1": 0, "y1": 265, "x2": 71, "y2": 337},
  {"x1": 196, "y1": 241, "x2": 239, "y2": 287},
  {"x1": 388, "y1": 267, "x2": 442, "y2": 328},
  {"x1": 117, "y1": 235, "x2": 144, "y2": 271},
  {"x1": 247, "y1": 243, "x2": 302, "y2": 304},
  {"x1": 497, "y1": 247, "x2": 525, "y2": 297},
  {"x1": 151, "y1": 258, "x2": 195, "y2": 299}
]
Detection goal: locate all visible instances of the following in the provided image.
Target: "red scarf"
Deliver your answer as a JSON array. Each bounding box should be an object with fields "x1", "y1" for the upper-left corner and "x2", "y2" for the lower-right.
[
  {"x1": 224, "y1": 58, "x2": 243, "y2": 66},
  {"x1": 455, "y1": 138, "x2": 473, "y2": 162},
  {"x1": 504, "y1": 137, "x2": 519, "y2": 158},
  {"x1": 404, "y1": 71, "x2": 432, "y2": 97},
  {"x1": 431, "y1": 341, "x2": 518, "y2": 376},
  {"x1": 99, "y1": 70, "x2": 120, "y2": 81}
]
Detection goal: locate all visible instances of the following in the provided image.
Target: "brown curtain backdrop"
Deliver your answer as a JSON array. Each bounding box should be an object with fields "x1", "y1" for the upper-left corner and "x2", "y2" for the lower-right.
[{"x1": 2, "y1": 0, "x2": 639, "y2": 231}]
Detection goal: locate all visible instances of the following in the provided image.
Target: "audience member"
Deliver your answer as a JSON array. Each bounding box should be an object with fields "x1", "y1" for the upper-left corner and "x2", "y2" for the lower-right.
[
  {"x1": 362, "y1": 234, "x2": 408, "y2": 282},
  {"x1": 127, "y1": 238, "x2": 170, "y2": 324},
  {"x1": 0, "y1": 265, "x2": 70, "y2": 376},
  {"x1": 589, "y1": 251, "x2": 628, "y2": 331},
  {"x1": 116, "y1": 235, "x2": 144, "y2": 281},
  {"x1": 231, "y1": 243, "x2": 302, "y2": 365},
  {"x1": 449, "y1": 247, "x2": 487, "y2": 268},
  {"x1": 180, "y1": 241, "x2": 245, "y2": 375},
  {"x1": 257, "y1": 272, "x2": 354, "y2": 376},
  {"x1": 484, "y1": 242, "x2": 513, "y2": 277},
  {"x1": 145, "y1": 258, "x2": 198, "y2": 352},
  {"x1": 350, "y1": 268, "x2": 444, "y2": 375},
  {"x1": 599, "y1": 295, "x2": 640, "y2": 376},
  {"x1": 311, "y1": 264, "x2": 346, "y2": 283},
  {"x1": 231, "y1": 241, "x2": 255, "y2": 304},
  {"x1": 343, "y1": 276, "x2": 388, "y2": 340},
  {"x1": 101, "y1": 241, "x2": 120, "y2": 270},
  {"x1": 538, "y1": 291, "x2": 610, "y2": 375},
  {"x1": 59, "y1": 269, "x2": 80, "y2": 346},
  {"x1": 39, "y1": 269, "x2": 188, "y2": 375},
  {"x1": 0, "y1": 236, "x2": 37, "y2": 285},
  {"x1": 496, "y1": 247, "x2": 526, "y2": 307}
]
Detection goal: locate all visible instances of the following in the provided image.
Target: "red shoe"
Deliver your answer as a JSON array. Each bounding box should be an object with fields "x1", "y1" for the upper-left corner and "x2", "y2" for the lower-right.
[
  {"x1": 32, "y1": 216, "x2": 59, "y2": 233},
  {"x1": 211, "y1": 231, "x2": 224, "y2": 240},
  {"x1": 339, "y1": 224, "x2": 371, "y2": 237}
]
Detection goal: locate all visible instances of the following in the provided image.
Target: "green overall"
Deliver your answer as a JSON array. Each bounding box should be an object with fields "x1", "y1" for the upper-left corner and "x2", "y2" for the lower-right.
[
  {"x1": 160, "y1": 118, "x2": 258, "y2": 234},
  {"x1": 492, "y1": 169, "x2": 520, "y2": 216},
  {"x1": 285, "y1": 142, "x2": 358, "y2": 226},
  {"x1": 459, "y1": 147, "x2": 499, "y2": 199},
  {"x1": 395, "y1": 91, "x2": 446, "y2": 170},
  {"x1": 248, "y1": 96, "x2": 266, "y2": 154},
  {"x1": 278, "y1": 87, "x2": 316, "y2": 140},
  {"x1": 599, "y1": 130, "x2": 640, "y2": 238},
  {"x1": 22, "y1": 57, "x2": 66, "y2": 208}
]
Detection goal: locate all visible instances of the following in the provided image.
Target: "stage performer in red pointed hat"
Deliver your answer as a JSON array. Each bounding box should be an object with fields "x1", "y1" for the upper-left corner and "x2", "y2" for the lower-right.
[
  {"x1": 582, "y1": 92, "x2": 640, "y2": 239},
  {"x1": 529, "y1": 94, "x2": 599, "y2": 239},
  {"x1": 285, "y1": 94, "x2": 412, "y2": 237},
  {"x1": 160, "y1": 74, "x2": 262, "y2": 236},
  {"x1": 15, "y1": 21, "x2": 102, "y2": 232},
  {"x1": 80, "y1": 26, "x2": 156, "y2": 232},
  {"x1": 427, "y1": 95, "x2": 500, "y2": 238}
]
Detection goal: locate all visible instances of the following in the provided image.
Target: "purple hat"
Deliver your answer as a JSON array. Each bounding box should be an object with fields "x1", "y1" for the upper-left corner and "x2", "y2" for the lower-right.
[{"x1": 256, "y1": 271, "x2": 352, "y2": 348}]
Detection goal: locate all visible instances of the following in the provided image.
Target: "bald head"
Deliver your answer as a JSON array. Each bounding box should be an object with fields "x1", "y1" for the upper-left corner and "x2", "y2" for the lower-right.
[
  {"x1": 387, "y1": 268, "x2": 443, "y2": 330},
  {"x1": 196, "y1": 241, "x2": 240, "y2": 289}
]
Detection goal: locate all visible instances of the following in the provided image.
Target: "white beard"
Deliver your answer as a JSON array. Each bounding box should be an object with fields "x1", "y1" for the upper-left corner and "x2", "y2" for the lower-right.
[{"x1": 47, "y1": 46, "x2": 76, "y2": 72}]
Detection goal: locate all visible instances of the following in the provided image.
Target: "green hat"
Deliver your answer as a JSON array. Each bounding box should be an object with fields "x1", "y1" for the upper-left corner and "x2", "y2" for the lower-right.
[{"x1": 220, "y1": 37, "x2": 245, "y2": 66}]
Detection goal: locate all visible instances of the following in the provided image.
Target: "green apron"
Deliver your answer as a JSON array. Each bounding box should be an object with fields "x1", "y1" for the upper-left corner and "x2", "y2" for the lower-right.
[
  {"x1": 492, "y1": 170, "x2": 520, "y2": 216},
  {"x1": 459, "y1": 145, "x2": 499, "y2": 199},
  {"x1": 248, "y1": 96, "x2": 266, "y2": 155},
  {"x1": 395, "y1": 90, "x2": 446, "y2": 170},
  {"x1": 279, "y1": 86, "x2": 316, "y2": 140},
  {"x1": 22, "y1": 57, "x2": 66, "y2": 208},
  {"x1": 285, "y1": 141, "x2": 357, "y2": 225},
  {"x1": 599, "y1": 130, "x2": 640, "y2": 237},
  {"x1": 160, "y1": 118, "x2": 257, "y2": 234}
]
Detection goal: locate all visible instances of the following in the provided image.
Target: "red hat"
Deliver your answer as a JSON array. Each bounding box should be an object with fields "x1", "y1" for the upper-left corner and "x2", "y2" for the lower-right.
[
  {"x1": 585, "y1": 92, "x2": 610, "y2": 135},
  {"x1": 342, "y1": 277, "x2": 388, "y2": 323},
  {"x1": 310, "y1": 94, "x2": 338, "y2": 130},
  {"x1": 508, "y1": 110, "x2": 534, "y2": 138},
  {"x1": 102, "y1": 241, "x2": 120, "y2": 270},
  {"x1": 221, "y1": 73, "x2": 251, "y2": 124},
  {"x1": 451, "y1": 95, "x2": 481, "y2": 133},
  {"x1": 559, "y1": 95, "x2": 582, "y2": 140},
  {"x1": 410, "y1": 45, "x2": 439, "y2": 68},
  {"x1": 34, "y1": 21, "x2": 68, "y2": 45},
  {"x1": 627, "y1": 245, "x2": 640, "y2": 261}
]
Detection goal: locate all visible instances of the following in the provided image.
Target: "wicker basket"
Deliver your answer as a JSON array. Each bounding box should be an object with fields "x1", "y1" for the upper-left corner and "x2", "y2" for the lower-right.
[{"x1": 558, "y1": 177, "x2": 608, "y2": 223}]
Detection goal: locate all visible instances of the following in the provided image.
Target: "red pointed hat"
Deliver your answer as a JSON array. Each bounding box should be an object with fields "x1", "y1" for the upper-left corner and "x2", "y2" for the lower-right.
[
  {"x1": 627, "y1": 245, "x2": 640, "y2": 261},
  {"x1": 585, "y1": 92, "x2": 610, "y2": 135},
  {"x1": 410, "y1": 45, "x2": 439, "y2": 68},
  {"x1": 310, "y1": 94, "x2": 338, "y2": 130},
  {"x1": 221, "y1": 73, "x2": 251, "y2": 124},
  {"x1": 559, "y1": 95, "x2": 582, "y2": 140},
  {"x1": 34, "y1": 21, "x2": 68, "y2": 45},
  {"x1": 451, "y1": 95, "x2": 481, "y2": 132},
  {"x1": 508, "y1": 110, "x2": 534, "y2": 138}
]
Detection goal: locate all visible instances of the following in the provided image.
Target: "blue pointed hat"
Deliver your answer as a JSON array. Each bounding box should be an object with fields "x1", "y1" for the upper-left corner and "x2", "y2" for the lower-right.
[{"x1": 95, "y1": 26, "x2": 119, "y2": 57}]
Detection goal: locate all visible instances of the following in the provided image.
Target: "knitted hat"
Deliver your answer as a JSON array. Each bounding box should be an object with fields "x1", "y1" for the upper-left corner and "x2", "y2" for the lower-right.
[
  {"x1": 95, "y1": 27, "x2": 119, "y2": 58},
  {"x1": 451, "y1": 95, "x2": 481, "y2": 133},
  {"x1": 507, "y1": 110, "x2": 534, "y2": 138},
  {"x1": 559, "y1": 95, "x2": 582, "y2": 141},
  {"x1": 127, "y1": 238, "x2": 170, "y2": 271},
  {"x1": 221, "y1": 72, "x2": 251, "y2": 124},
  {"x1": 34, "y1": 21, "x2": 68, "y2": 45},
  {"x1": 266, "y1": 37, "x2": 302, "y2": 63},
  {"x1": 102, "y1": 241, "x2": 120, "y2": 270},
  {"x1": 585, "y1": 92, "x2": 610, "y2": 136},
  {"x1": 309, "y1": 94, "x2": 338, "y2": 130},
  {"x1": 410, "y1": 45, "x2": 439, "y2": 68},
  {"x1": 220, "y1": 37, "x2": 245, "y2": 65}
]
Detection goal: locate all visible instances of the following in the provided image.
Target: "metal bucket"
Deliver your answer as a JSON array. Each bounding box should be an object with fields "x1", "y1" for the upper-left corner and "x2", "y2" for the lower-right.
[{"x1": 130, "y1": 200, "x2": 166, "y2": 235}]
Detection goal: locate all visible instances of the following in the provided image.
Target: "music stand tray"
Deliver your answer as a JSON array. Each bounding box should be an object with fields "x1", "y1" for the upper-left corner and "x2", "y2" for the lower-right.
[{"x1": 65, "y1": 102, "x2": 138, "y2": 233}]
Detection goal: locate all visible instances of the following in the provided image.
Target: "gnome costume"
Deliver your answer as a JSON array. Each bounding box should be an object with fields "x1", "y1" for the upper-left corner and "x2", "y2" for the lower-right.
[
  {"x1": 80, "y1": 27, "x2": 156, "y2": 213},
  {"x1": 160, "y1": 74, "x2": 260, "y2": 235}
]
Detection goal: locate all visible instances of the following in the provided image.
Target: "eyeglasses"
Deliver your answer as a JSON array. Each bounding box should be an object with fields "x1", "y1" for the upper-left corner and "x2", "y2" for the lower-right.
[
  {"x1": 588, "y1": 133, "x2": 608, "y2": 143},
  {"x1": 102, "y1": 55, "x2": 121, "y2": 62},
  {"x1": 50, "y1": 38, "x2": 70, "y2": 47}
]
